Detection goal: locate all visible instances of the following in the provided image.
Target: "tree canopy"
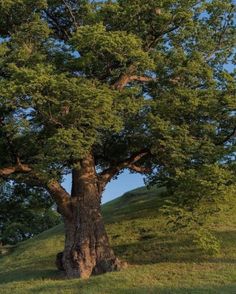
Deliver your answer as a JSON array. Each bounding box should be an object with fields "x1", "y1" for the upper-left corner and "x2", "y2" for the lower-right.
[{"x1": 0, "y1": 0, "x2": 235, "y2": 180}]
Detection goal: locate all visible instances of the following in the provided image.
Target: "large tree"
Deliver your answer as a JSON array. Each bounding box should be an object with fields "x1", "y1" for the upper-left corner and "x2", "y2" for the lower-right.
[{"x1": 0, "y1": 0, "x2": 235, "y2": 278}]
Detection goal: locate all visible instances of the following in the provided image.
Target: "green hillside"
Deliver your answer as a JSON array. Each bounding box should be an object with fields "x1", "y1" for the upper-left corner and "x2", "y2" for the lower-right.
[{"x1": 0, "y1": 186, "x2": 236, "y2": 293}]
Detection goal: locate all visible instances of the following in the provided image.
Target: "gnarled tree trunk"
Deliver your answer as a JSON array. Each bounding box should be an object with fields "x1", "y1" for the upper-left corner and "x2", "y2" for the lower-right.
[{"x1": 56, "y1": 154, "x2": 123, "y2": 279}]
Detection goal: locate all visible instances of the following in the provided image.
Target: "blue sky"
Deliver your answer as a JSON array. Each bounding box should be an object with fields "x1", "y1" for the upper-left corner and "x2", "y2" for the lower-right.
[{"x1": 62, "y1": 171, "x2": 145, "y2": 204}]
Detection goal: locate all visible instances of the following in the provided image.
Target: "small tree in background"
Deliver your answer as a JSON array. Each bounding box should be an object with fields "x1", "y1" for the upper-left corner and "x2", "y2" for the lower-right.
[
  {"x1": 0, "y1": 182, "x2": 60, "y2": 245},
  {"x1": 0, "y1": 0, "x2": 235, "y2": 278}
]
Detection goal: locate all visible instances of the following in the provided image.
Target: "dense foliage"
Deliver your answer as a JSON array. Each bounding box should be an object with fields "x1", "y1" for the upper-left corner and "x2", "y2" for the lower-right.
[{"x1": 0, "y1": 183, "x2": 60, "y2": 245}]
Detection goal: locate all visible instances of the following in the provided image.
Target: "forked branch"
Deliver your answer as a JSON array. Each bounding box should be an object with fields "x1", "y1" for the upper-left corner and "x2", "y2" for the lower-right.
[{"x1": 98, "y1": 149, "x2": 151, "y2": 188}]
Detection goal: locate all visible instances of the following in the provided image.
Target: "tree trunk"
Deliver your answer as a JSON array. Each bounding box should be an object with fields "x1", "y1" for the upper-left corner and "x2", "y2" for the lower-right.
[{"x1": 57, "y1": 154, "x2": 123, "y2": 279}]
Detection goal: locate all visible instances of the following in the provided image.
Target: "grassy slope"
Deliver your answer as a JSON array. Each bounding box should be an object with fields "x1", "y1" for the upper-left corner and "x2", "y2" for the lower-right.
[{"x1": 0, "y1": 186, "x2": 236, "y2": 294}]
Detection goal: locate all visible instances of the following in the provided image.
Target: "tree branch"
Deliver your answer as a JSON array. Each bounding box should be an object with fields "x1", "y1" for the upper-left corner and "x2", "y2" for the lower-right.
[
  {"x1": 128, "y1": 163, "x2": 151, "y2": 174},
  {"x1": 62, "y1": 0, "x2": 78, "y2": 29},
  {"x1": 112, "y1": 73, "x2": 182, "y2": 90},
  {"x1": 98, "y1": 149, "x2": 151, "y2": 188},
  {"x1": 43, "y1": 10, "x2": 71, "y2": 41},
  {"x1": 46, "y1": 179, "x2": 72, "y2": 217},
  {"x1": 130, "y1": 75, "x2": 154, "y2": 83},
  {"x1": 217, "y1": 126, "x2": 236, "y2": 145},
  {"x1": 146, "y1": 25, "x2": 180, "y2": 50},
  {"x1": 0, "y1": 163, "x2": 71, "y2": 218},
  {"x1": 113, "y1": 74, "x2": 154, "y2": 90},
  {"x1": 0, "y1": 163, "x2": 32, "y2": 177},
  {"x1": 112, "y1": 64, "x2": 182, "y2": 91}
]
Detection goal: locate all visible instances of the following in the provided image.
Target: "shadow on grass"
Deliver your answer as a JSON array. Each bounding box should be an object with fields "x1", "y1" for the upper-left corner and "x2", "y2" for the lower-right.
[
  {"x1": 26, "y1": 282, "x2": 236, "y2": 294},
  {"x1": 0, "y1": 268, "x2": 60, "y2": 284},
  {"x1": 113, "y1": 241, "x2": 197, "y2": 265},
  {"x1": 215, "y1": 230, "x2": 236, "y2": 242},
  {"x1": 113, "y1": 230, "x2": 236, "y2": 265}
]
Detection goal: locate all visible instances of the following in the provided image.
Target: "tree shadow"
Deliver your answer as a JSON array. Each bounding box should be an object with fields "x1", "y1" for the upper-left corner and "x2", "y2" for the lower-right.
[
  {"x1": 26, "y1": 281, "x2": 236, "y2": 294},
  {"x1": 113, "y1": 230, "x2": 236, "y2": 265},
  {"x1": 0, "y1": 268, "x2": 60, "y2": 284}
]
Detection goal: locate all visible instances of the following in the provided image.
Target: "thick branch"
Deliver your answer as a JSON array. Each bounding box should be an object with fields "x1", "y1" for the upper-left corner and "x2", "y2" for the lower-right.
[
  {"x1": 46, "y1": 179, "x2": 72, "y2": 217},
  {"x1": 99, "y1": 149, "x2": 151, "y2": 188},
  {"x1": 113, "y1": 74, "x2": 154, "y2": 90},
  {"x1": 0, "y1": 163, "x2": 71, "y2": 217},
  {"x1": 112, "y1": 71, "x2": 180, "y2": 91},
  {"x1": 128, "y1": 163, "x2": 151, "y2": 174},
  {"x1": 0, "y1": 163, "x2": 32, "y2": 177}
]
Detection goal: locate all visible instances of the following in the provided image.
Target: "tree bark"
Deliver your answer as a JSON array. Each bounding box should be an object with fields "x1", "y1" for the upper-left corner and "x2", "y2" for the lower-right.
[{"x1": 57, "y1": 154, "x2": 123, "y2": 279}]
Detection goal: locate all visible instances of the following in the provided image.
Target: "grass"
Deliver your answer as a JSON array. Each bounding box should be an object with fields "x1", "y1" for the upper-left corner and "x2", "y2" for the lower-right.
[{"x1": 0, "y1": 186, "x2": 236, "y2": 293}]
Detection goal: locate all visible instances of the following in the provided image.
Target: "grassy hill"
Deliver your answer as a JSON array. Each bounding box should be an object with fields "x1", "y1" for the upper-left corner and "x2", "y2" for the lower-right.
[{"x1": 0, "y1": 186, "x2": 236, "y2": 293}]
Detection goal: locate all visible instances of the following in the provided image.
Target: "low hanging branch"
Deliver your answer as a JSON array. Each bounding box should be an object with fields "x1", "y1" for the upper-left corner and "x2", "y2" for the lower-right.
[
  {"x1": 0, "y1": 162, "x2": 71, "y2": 217},
  {"x1": 0, "y1": 119, "x2": 71, "y2": 217},
  {"x1": 98, "y1": 149, "x2": 151, "y2": 189}
]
